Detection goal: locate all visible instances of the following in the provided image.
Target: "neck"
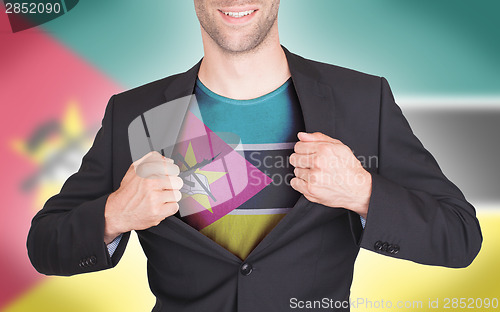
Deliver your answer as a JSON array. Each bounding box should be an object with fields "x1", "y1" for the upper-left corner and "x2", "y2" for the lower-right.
[{"x1": 198, "y1": 24, "x2": 291, "y2": 100}]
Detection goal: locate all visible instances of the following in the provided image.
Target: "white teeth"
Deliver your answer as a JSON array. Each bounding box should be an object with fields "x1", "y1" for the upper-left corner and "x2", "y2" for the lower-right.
[{"x1": 222, "y1": 10, "x2": 255, "y2": 18}]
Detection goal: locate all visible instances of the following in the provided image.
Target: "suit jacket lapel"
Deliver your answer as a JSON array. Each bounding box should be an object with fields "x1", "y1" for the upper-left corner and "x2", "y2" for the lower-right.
[
  {"x1": 283, "y1": 47, "x2": 336, "y2": 137},
  {"x1": 163, "y1": 60, "x2": 201, "y2": 102},
  {"x1": 246, "y1": 48, "x2": 337, "y2": 258}
]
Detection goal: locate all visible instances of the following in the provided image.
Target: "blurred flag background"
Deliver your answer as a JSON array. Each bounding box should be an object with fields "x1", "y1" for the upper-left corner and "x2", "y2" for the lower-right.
[{"x1": 0, "y1": 1, "x2": 498, "y2": 311}]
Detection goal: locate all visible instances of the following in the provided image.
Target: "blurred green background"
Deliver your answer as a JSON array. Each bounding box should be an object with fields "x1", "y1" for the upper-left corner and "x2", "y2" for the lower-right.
[{"x1": 41, "y1": 0, "x2": 500, "y2": 96}]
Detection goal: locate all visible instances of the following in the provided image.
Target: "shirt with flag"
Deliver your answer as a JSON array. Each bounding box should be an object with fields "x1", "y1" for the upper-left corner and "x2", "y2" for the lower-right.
[
  {"x1": 186, "y1": 77, "x2": 305, "y2": 260},
  {"x1": 106, "y1": 77, "x2": 365, "y2": 258}
]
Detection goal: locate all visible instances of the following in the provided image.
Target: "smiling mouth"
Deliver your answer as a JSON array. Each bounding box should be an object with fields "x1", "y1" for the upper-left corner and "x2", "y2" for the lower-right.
[{"x1": 219, "y1": 9, "x2": 257, "y2": 18}]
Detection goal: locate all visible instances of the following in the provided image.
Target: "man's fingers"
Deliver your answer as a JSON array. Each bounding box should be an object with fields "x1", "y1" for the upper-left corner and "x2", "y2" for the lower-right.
[
  {"x1": 294, "y1": 141, "x2": 317, "y2": 154},
  {"x1": 161, "y1": 176, "x2": 184, "y2": 190},
  {"x1": 294, "y1": 167, "x2": 324, "y2": 186},
  {"x1": 160, "y1": 202, "x2": 180, "y2": 217},
  {"x1": 289, "y1": 153, "x2": 315, "y2": 168},
  {"x1": 290, "y1": 176, "x2": 306, "y2": 192},
  {"x1": 145, "y1": 176, "x2": 183, "y2": 193},
  {"x1": 136, "y1": 162, "x2": 180, "y2": 178},
  {"x1": 297, "y1": 132, "x2": 341, "y2": 144},
  {"x1": 134, "y1": 151, "x2": 174, "y2": 166},
  {"x1": 141, "y1": 153, "x2": 174, "y2": 165},
  {"x1": 290, "y1": 177, "x2": 317, "y2": 200},
  {"x1": 164, "y1": 158, "x2": 174, "y2": 164},
  {"x1": 134, "y1": 151, "x2": 160, "y2": 166},
  {"x1": 294, "y1": 141, "x2": 340, "y2": 154},
  {"x1": 158, "y1": 189, "x2": 182, "y2": 203},
  {"x1": 293, "y1": 167, "x2": 309, "y2": 181}
]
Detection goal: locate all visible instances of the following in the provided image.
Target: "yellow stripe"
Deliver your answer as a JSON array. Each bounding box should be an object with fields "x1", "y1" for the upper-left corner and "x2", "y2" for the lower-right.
[
  {"x1": 351, "y1": 213, "x2": 500, "y2": 311},
  {"x1": 6, "y1": 213, "x2": 498, "y2": 311},
  {"x1": 200, "y1": 214, "x2": 286, "y2": 260},
  {"x1": 4, "y1": 233, "x2": 154, "y2": 312}
]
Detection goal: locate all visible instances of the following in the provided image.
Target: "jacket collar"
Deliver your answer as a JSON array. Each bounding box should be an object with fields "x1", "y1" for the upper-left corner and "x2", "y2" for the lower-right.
[
  {"x1": 163, "y1": 45, "x2": 336, "y2": 138},
  {"x1": 283, "y1": 46, "x2": 336, "y2": 137}
]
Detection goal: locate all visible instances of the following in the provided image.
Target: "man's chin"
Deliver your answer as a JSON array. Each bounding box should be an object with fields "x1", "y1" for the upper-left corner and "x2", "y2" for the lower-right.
[{"x1": 215, "y1": 35, "x2": 266, "y2": 55}]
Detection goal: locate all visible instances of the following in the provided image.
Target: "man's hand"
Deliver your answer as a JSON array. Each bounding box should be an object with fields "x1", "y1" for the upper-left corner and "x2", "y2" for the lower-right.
[
  {"x1": 104, "y1": 151, "x2": 183, "y2": 244},
  {"x1": 289, "y1": 132, "x2": 372, "y2": 218}
]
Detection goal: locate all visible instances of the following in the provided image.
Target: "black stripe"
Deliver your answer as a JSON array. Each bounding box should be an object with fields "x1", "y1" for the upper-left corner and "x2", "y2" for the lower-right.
[{"x1": 238, "y1": 149, "x2": 300, "y2": 209}]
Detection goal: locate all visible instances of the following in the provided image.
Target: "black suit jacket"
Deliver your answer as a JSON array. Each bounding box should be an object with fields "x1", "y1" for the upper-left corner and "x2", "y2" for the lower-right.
[{"x1": 27, "y1": 47, "x2": 482, "y2": 311}]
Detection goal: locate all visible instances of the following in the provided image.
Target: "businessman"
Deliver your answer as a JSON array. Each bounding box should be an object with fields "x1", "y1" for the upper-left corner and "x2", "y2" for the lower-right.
[{"x1": 27, "y1": 1, "x2": 482, "y2": 311}]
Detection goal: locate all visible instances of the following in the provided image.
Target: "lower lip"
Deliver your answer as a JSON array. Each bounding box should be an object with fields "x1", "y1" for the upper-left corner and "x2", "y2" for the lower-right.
[{"x1": 218, "y1": 10, "x2": 258, "y2": 24}]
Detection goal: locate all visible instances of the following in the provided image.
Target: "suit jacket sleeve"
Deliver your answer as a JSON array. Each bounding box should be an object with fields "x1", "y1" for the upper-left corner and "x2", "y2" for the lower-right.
[
  {"x1": 27, "y1": 95, "x2": 130, "y2": 276},
  {"x1": 355, "y1": 77, "x2": 482, "y2": 268}
]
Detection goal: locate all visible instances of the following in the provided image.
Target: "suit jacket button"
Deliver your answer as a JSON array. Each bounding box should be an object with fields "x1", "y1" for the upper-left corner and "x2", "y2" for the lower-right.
[
  {"x1": 393, "y1": 245, "x2": 400, "y2": 254},
  {"x1": 89, "y1": 256, "x2": 97, "y2": 265},
  {"x1": 374, "y1": 241, "x2": 383, "y2": 251},
  {"x1": 240, "y1": 263, "x2": 253, "y2": 276},
  {"x1": 387, "y1": 244, "x2": 395, "y2": 254},
  {"x1": 381, "y1": 242, "x2": 389, "y2": 252}
]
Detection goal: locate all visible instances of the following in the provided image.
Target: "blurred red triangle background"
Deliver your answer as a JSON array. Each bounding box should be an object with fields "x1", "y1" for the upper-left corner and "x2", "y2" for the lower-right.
[{"x1": 0, "y1": 11, "x2": 122, "y2": 308}]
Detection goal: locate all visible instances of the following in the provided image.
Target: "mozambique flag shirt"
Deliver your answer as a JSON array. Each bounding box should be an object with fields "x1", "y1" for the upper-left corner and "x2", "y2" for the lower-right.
[{"x1": 188, "y1": 77, "x2": 305, "y2": 260}]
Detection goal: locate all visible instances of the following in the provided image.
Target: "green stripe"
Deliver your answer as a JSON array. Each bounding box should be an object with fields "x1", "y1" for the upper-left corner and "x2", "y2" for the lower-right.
[{"x1": 40, "y1": 0, "x2": 500, "y2": 96}]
